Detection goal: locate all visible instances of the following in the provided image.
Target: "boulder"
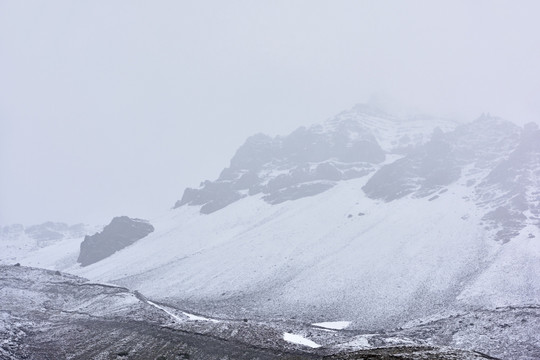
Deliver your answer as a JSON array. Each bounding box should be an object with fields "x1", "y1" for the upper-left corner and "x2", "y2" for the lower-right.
[{"x1": 77, "y1": 216, "x2": 154, "y2": 266}]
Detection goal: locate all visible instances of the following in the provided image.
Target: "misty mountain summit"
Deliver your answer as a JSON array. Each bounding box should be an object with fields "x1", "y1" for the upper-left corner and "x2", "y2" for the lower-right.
[
  {"x1": 77, "y1": 216, "x2": 154, "y2": 266},
  {"x1": 174, "y1": 104, "x2": 538, "y2": 244},
  {"x1": 175, "y1": 104, "x2": 456, "y2": 213}
]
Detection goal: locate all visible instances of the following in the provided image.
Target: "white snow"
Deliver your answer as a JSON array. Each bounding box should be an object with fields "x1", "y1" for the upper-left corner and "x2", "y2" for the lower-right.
[
  {"x1": 342, "y1": 336, "x2": 372, "y2": 349},
  {"x1": 147, "y1": 300, "x2": 185, "y2": 323},
  {"x1": 312, "y1": 321, "x2": 351, "y2": 330},
  {"x1": 283, "y1": 332, "x2": 321, "y2": 348},
  {"x1": 147, "y1": 300, "x2": 219, "y2": 323},
  {"x1": 0, "y1": 232, "x2": 82, "y2": 270},
  {"x1": 325, "y1": 105, "x2": 459, "y2": 152},
  {"x1": 181, "y1": 311, "x2": 220, "y2": 323}
]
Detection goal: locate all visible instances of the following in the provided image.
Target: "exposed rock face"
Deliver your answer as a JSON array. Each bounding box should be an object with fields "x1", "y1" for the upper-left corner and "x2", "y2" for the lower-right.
[
  {"x1": 363, "y1": 127, "x2": 461, "y2": 201},
  {"x1": 174, "y1": 105, "x2": 539, "y2": 246},
  {"x1": 174, "y1": 104, "x2": 455, "y2": 214},
  {"x1": 478, "y1": 122, "x2": 540, "y2": 242},
  {"x1": 77, "y1": 216, "x2": 154, "y2": 266},
  {"x1": 363, "y1": 116, "x2": 522, "y2": 202},
  {"x1": 361, "y1": 115, "x2": 540, "y2": 244}
]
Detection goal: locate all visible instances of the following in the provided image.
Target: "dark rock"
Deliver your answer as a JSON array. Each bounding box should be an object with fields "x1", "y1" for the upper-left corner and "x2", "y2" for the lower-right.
[
  {"x1": 363, "y1": 128, "x2": 461, "y2": 201},
  {"x1": 476, "y1": 125, "x2": 540, "y2": 242},
  {"x1": 77, "y1": 217, "x2": 154, "y2": 266}
]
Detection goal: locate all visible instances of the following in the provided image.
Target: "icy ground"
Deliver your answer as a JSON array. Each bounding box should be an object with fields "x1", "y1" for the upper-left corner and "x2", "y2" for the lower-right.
[{"x1": 2, "y1": 265, "x2": 525, "y2": 359}]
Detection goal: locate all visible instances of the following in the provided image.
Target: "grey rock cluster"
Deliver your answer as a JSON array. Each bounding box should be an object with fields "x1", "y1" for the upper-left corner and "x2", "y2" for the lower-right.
[
  {"x1": 175, "y1": 114, "x2": 386, "y2": 214},
  {"x1": 176, "y1": 106, "x2": 539, "y2": 244}
]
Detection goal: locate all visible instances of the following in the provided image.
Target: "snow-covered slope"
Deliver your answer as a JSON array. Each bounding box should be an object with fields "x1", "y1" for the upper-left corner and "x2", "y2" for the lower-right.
[
  {"x1": 0, "y1": 222, "x2": 99, "y2": 270},
  {"x1": 65, "y1": 104, "x2": 539, "y2": 332}
]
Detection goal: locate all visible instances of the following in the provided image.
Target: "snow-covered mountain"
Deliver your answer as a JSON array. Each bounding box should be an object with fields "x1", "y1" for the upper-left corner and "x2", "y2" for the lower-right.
[
  {"x1": 3, "y1": 104, "x2": 538, "y2": 359},
  {"x1": 69, "y1": 105, "x2": 538, "y2": 329}
]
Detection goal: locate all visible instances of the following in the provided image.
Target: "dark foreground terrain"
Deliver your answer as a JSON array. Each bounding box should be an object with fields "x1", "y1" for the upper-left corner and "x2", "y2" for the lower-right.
[{"x1": 0, "y1": 265, "x2": 532, "y2": 359}]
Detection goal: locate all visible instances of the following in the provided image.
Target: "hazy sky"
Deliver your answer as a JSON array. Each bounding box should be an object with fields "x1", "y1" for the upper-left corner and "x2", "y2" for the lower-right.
[{"x1": 1, "y1": 1, "x2": 539, "y2": 225}]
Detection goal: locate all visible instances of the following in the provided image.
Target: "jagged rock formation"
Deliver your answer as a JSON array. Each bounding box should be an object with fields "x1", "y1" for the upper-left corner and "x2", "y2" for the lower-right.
[
  {"x1": 174, "y1": 104, "x2": 456, "y2": 214},
  {"x1": 77, "y1": 216, "x2": 154, "y2": 266},
  {"x1": 176, "y1": 107, "x2": 539, "y2": 245}
]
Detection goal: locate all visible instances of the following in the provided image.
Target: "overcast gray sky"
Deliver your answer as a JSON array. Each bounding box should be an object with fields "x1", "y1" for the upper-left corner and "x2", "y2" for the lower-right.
[{"x1": 1, "y1": 0, "x2": 539, "y2": 226}]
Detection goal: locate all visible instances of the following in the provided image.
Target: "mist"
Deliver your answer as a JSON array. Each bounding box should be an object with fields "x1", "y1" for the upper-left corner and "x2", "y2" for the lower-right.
[{"x1": 1, "y1": 0, "x2": 539, "y2": 225}]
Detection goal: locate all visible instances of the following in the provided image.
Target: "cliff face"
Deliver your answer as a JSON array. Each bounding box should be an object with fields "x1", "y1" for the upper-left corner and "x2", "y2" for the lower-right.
[{"x1": 77, "y1": 216, "x2": 154, "y2": 266}]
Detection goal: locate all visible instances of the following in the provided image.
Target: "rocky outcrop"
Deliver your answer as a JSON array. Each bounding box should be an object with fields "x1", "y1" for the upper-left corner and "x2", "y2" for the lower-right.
[
  {"x1": 174, "y1": 106, "x2": 417, "y2": 214},
  {"x1": 77, "y1": 216, "x2": 154, "y2": 266},
  {"x1": 174, "y1": 104, "x2": 460, "y2": 214},
  {"x1": 363, "y1": 127, "x2": 462, "y2": 201},
  {"x1": 362, "y1": 115, "x2": 540, "y2": 243}
]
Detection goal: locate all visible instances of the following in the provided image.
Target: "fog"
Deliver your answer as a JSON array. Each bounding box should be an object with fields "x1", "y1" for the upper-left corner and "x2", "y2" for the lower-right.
[{"x1": 1, "y1": 0, "x2": 539, "y2": 225}]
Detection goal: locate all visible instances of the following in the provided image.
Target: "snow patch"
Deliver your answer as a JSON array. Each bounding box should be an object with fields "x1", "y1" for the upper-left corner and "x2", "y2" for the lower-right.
[
  {"x1": 283, "y1": 332, "x2": 321, "y2": 348},
  {"x1": 146, "y1": 300, "x2": 185, "y2": 323},
  {"x1": 312, "y1": 321, "x2": 351, "y2": 330},
  {"x1": 147, "y1": 300, "x2": 220, "y2": 323}
]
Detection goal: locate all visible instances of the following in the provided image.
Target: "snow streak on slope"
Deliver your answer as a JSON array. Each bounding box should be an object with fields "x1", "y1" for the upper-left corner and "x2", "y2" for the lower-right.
[
  {"x1": 283, "y1": 333, "x2": 321, "y2": 348},
  {"x1": 312, "y1": 321, "x2": 351, "y2": 330},
  {"x1": 147, "y1": 300, "x2": 220, "y2": 323}
]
